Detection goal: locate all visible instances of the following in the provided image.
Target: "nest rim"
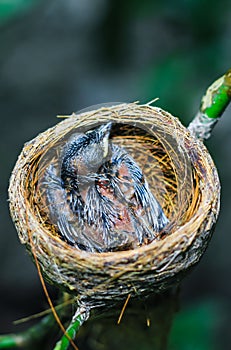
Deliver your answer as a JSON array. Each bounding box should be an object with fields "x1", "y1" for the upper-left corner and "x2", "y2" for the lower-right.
[{"x1": 8, "y1": 103, "x2": 220, "y2": 305}]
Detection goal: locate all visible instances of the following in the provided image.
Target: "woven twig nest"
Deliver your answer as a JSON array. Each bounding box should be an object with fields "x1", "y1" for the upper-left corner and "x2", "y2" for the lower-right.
[{"x1": 9, "y1": 103, "x2": 220, "y2": 308}]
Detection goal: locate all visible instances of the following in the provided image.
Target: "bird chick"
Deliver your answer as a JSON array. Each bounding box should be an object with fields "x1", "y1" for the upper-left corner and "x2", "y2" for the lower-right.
[{"x1": 56, "y1": 122, "x2": 169, "y2": 252}]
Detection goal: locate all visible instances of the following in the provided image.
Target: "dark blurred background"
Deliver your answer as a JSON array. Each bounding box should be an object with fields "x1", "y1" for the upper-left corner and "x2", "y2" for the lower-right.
[{"x1": 0, "y1": 0, "x2": 231, "y2": 349}]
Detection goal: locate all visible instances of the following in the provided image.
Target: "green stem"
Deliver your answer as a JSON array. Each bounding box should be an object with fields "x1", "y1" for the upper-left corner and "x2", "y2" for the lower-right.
[
  {"x1": 188, "y1": 68, "x2": 231, "y2": 139},
  {"x1": 202, "y1": 69, "x2": 231, "y2": 119},
  {"x1": 0, "y1": 313, "x2": 57, "y2": 349},
  {"x1": 0, "y1": 335, "x2": 18, "y2": 349},
  {"x1": 53, "y1": 307, "x2": 89, "y2": 350}
]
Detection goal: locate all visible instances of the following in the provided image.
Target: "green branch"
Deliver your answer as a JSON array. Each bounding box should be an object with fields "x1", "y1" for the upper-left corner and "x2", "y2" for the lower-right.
[
  {"x1": 0, "y1": 313, "x2": 56, "y2": 349},
  {"x1": 0, "y1": 306, "x2": 89, "y2": 350},
  {"x1": 53, "y1": 307, "x2": 89, "y2": 350},
  {"x1": 188, "y1": 68, "x2": 231, "y2": 139}
]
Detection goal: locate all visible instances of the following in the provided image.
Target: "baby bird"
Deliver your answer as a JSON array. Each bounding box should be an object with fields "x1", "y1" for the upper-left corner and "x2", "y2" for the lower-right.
[{"x1": 58, "y1": 122, "x2": 169, "y2": 252}]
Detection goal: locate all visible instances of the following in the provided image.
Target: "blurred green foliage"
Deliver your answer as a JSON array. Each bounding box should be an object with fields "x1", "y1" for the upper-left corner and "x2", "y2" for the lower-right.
[
  {"x1": 101, "y1": 0, "x2": 229, "y2": 123},
  {"x1": 0, "y1": 0, "x2": 231, "y2": 349},
  {"x1": 169, "y1": 300, "x2": 224, "y2": 350},
  {"x1": 0, "y1": 0, "x2": 39, "y2": 25}
]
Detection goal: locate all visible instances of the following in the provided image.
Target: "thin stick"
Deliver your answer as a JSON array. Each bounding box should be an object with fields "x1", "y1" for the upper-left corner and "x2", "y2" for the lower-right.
[
  {"x1": 28, "y1": 229, "x2": 79, "y2": 350},
  {"x1": 14, "y1": 296, "x2": 74, "y2": 325},
  {"x1": 188, "y1": 68, "x2": 231, "y2": 139},
  {"x1": 53, "y1": 307, "x2": 89, "y2": 350},
  {"x1": 117, "y1": 294, "x2": 131, "y2": 325},
  {"x1": 0, "y1": 313, "x2": 56, "y2": 349}
]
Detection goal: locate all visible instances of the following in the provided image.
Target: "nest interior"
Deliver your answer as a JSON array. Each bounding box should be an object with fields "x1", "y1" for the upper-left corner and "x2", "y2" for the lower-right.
[{"x1": 9, "y1": 103, "x2": 220, "y2": 307}]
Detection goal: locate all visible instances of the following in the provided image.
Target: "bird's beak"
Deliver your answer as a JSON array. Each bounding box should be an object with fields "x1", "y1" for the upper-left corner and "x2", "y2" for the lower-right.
[{"x1": 98, "y1": 122, "x2": 112, "y2": 158}]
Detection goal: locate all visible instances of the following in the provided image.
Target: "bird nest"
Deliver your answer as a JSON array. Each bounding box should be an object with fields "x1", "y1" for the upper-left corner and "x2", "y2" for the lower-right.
[{"x1": 9, "y1": 103, "x2": 220, "y2": 308}]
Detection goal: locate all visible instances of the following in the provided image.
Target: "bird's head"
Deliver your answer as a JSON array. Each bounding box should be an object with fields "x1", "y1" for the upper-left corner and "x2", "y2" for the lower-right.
[
  {"x1": 84, "y1": 122, "x2": 112, "y2": 170},
  {"x1": 61, "y1": 122, "x2": 112, "y2": 185}
]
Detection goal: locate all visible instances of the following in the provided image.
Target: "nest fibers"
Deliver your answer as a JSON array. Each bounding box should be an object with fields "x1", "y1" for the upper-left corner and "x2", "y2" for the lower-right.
[{"x1": 9, "y1": 103, "x2": 220, "y2": 307}]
